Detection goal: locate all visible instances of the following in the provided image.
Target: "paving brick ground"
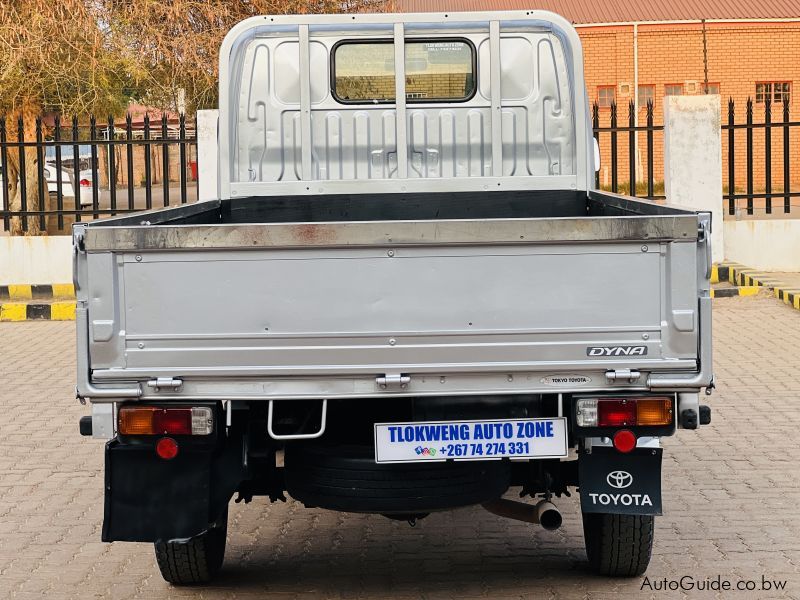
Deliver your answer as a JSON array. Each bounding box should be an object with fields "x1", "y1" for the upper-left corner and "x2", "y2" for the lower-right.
[{"x1": 1, "y1": 293, "x2": 799, "y2": 599}]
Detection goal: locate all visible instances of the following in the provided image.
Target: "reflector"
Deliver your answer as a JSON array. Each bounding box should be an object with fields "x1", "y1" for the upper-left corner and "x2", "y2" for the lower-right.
[
  {"x1": 613, "y1": 429, "x2": 637, "y2": 453},
  {"x1": 155, "y1": 437, "x2": 179, "y2": 460}
]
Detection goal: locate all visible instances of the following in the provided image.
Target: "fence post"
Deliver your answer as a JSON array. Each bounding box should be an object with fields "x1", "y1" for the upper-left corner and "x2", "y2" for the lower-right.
[
  {"x1": 197, "y1": 109, "x2": 219, "y2": 201},
  {"x1": 664, "y1": 94, "x2": 724, "y2": 263}
]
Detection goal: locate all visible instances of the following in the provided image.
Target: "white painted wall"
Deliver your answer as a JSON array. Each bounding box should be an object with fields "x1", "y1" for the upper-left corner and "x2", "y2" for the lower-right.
[
  {"x1": 197, "y1": 109, "x2": 219, "y2": 201},
  {"x1": 664, "y1": 95, "x2": 724, "y2": 263},
  {"x1": 0, "y1": 236, "x2": 73, "y2": 285},
  {"x1": 724, "y1": 220, "x2": 800, "y2": 272}
]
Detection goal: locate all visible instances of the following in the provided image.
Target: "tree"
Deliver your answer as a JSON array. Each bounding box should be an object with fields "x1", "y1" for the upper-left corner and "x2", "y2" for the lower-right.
[
  {"x1": 110, "y1": 0, "x2": 391, "y2": 114},
  {"x1": 0, "y1": 0, "x2": 390, "y2": 234},
  {"x1": 0, "y1": 1, "x2": 138, "y2": 234}
]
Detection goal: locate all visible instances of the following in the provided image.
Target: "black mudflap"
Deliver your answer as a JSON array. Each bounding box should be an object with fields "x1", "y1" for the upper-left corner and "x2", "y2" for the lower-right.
[
  {"x1": 579, "y1": 447, "x2": 662, "y2": 516},
  {"x1": 102, "y1": 436, "x2": 245, "y2": 542}
]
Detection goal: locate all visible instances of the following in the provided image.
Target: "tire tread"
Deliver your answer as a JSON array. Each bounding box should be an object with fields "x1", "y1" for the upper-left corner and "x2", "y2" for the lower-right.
[
  {"x1": 154, "y1": 516, "x2": 226, "y2": 585},
  {"x1": 583, "y1": 512, "x2": 654, "y2": 577}
]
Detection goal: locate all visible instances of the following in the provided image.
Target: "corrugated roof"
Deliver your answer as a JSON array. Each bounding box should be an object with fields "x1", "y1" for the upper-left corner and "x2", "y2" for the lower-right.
[{"x1": 394, "y1": 0, "x2": 800, "y2": 24}]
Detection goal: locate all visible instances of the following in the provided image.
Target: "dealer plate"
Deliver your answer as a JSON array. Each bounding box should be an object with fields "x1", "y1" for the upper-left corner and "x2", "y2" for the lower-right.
[{"x1": 374, "y1": 418, "x2": 568, "y2": 464}]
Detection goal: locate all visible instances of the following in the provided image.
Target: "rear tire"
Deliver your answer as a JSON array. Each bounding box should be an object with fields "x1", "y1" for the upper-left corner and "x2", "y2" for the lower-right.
[
  {"x1": 154, "y1": 509, "x2": 228, "y2": 585},
  {"x1": 582, "y1": 512, "x2": 654, "y2": 577}
]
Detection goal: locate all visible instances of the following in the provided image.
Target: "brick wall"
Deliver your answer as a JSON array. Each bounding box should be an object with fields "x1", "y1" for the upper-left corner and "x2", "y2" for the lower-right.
[
  {"x1": 579, "y1": 21, "x2": 800, "y2": 196},
  {"x1": 337, "y1": 73, "x2": 471, "y2": 101}
]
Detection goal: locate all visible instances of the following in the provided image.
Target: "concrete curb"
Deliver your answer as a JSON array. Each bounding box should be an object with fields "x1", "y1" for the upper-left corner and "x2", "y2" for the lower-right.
[
  {"x1": 0, "y1": 301, "x2": 76, "y2": 321},
  {"x1": 0, "y1": 284, "x2": 75, "y2": 301},
  {"x1": 710, "y1": 286, "x2": 760, "y2": 298},
  {"x1": 714, "y1": 262, "x2": 800, "y2": 312}
]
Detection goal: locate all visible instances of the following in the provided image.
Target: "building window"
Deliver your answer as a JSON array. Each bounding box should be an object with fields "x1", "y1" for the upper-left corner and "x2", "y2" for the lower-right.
[
  {"x1": 665, "y1": 84, "x2": 684, "y2": 96},
  {"x1": 637, "y1": 85, "x2": 655, "y2": 107},
  {"x1": 704, "y1": 82, "x2": 720, "y2": 95},
  {"x1": 756, "y1": 82, "x2": 791, "y2": 104},
  {"x1": 597, "y1": 86, "x2": 616, "y2": 108}
]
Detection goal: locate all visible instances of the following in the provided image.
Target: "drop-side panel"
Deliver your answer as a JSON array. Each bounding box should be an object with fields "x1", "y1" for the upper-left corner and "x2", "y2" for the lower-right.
[{"x1": 88, "y1": 241, "x2": 698, "y2": 381}]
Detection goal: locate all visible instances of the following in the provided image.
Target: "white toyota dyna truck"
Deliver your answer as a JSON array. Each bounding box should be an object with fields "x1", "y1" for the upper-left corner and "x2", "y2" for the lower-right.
[{"x1": 76, "y1": 10, "x2": 713, "y2": 584}]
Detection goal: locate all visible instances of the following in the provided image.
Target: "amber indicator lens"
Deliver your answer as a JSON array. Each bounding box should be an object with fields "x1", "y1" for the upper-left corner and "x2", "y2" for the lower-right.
[
  {"x1": 636, "y1": 397, "x2": 673, "y2": 426},
  {"x1": 118, "y1": 406, "x2": 158, "y2": 435}
]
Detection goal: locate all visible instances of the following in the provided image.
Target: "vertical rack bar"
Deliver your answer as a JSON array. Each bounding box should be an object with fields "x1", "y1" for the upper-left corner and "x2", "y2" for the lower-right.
[
  {"x1": 746, "y1": 98, "x2": 753, "y2": 215},
  {"x1": 628, "y1": 101, "x2": 635, "y2": 196},
  {"x1": 646, "y1": 101, "x2": 654, "y2": 198},
  {"x1": 108, "y1": 116, "x2": 117, "y2": 216},
  {"x1": 489, "y1": 20, "x2": 502, "y2": 176},
  {"x1": 54, "y1": 116, "x2": 64, "y2": 230},
  {"x1": 126, "y1": 114, "x2": 134, "y2": 212},
  {"x1": 783, "y1": 98, "x2": 790, "y2": 214},
  {"x1": 393, "y1": 22, "x2": 408, "y2": 180},
  {"x1": 35, "y1": 117, "x2": 46, "y2": 231},
  {"x1": 0, "y1": 117, "x2": 9, "y2": 231},
  {"x1": 610, "y1": 102, "x2": 618, "y2": 193},
  {"x1": 727, "y1": 98, "x2": 735, "y2": 215},
  {"x1": 17, "y1": 117, "x2": 28, "y2": 232},
  {"x1": 764, "y1": 98, "x2": 771, "y2": 214},
  {"x1": 179, "y1": 113, "x2": 188, "y2": 203},
  {"x1": 144, "y1": 114, "x2": 152, "y2": 210},
  {"x1": 161, "y1": 114, "x2": 170, "y2": 206},
  {"x1": 299, "y1": 24, "x2": 313, "y2": 182}
]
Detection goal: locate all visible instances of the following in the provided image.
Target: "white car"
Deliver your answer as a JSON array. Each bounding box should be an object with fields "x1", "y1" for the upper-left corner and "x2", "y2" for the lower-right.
[
  {"x1": 1, "y1": 163, "x2": 94, "y2": 207},
  {"x1": 45, "y1": 163, "x2": 95, "y2": 207}
]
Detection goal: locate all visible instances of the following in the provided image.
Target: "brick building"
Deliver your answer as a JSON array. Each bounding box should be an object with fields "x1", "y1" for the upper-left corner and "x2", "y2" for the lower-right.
[{"x1": 397, "y1": 0, "x2": 800, "y2": 194}]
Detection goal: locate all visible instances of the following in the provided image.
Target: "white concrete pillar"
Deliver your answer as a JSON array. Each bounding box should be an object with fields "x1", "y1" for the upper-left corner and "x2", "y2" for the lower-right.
[
  {"x1": 663, "y1": 95, "x2": 724, "y2": 263},
  {"x1": 196, "y1": 109, "x2": 219, "y2": 201}
]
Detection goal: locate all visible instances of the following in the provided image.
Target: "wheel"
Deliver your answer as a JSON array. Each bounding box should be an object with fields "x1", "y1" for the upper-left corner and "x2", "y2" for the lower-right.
[
  {"x1": 154, "y1": 508, "x2": 228, "y2": 585},
  {"x1": 582, "y1": 512, "x2": 654, "y2": 577},
  {"x1": 284, "y1": 443, "x2": 510, "y2": 514}
]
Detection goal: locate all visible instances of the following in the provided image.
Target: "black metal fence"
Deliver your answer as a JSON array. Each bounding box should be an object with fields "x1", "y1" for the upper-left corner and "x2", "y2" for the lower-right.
[
  {"x1": 0, "y1": 113, "x2": 197, "y2": 233},
  {"x1": 592, "y1": 101, "x2": 664, "y2": 199},
  {"x1": 2, "y1": 101, "x2": 798, "y2": 233},
  {"x1": 723, "y1": 98, "x2": 798, "y2": 216},
  {"x1": 592, "y1": 98, "x2": 800, "y2": 216}
]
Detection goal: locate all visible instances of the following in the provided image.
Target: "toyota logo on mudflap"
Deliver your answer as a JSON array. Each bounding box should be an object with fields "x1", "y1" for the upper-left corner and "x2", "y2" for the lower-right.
[{"x1": 606, "y1": 470, "x2": 633, "y2": 489}]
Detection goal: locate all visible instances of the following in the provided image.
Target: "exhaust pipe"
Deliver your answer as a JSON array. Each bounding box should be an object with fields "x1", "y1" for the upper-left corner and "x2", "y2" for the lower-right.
[{"x1": 481, "y1": 498, "x2": 563, "y2": 531}]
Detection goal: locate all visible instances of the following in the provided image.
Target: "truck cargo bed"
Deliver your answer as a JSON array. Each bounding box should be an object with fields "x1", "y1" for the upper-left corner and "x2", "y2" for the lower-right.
[{"x1": 75, "y1": 189, "x2": 711, "y2": 401}]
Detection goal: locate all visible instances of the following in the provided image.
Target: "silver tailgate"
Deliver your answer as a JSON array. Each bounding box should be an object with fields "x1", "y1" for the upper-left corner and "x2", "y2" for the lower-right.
[{"x1": 76, "y1": 212, "x2": 710, "y2": 400}]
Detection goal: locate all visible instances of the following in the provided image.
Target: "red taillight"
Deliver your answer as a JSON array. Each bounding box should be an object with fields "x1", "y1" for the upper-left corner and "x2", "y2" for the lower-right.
[
  {"x1": 79, "y1": 178, "x2": 91, "y2": 187},
  {"x1": 154, "y1": 409, "x2": 192, "y2": 435},
  {"x1": 597, "y1": 400, "x2": 636, "y2": 426},
  {"x1": 156, "y1": 437, "x2": 179, "y2": 460},
  {"x1": 613, "y1": 429, "x2": 637, "y2": 453}
]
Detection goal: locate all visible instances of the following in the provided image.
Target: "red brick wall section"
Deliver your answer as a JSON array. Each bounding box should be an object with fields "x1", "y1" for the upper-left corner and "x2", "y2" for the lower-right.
[{"x1": 579, "y1": 21, "x2": 800, "y2": 198}]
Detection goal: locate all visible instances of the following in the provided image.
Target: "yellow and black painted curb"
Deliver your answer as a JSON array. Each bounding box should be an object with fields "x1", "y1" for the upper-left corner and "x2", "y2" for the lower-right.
[
  {"x1": 710, "y1": 286, "x2": 760, "y2": 299},
  {"x1": 713, "y1": 262, "x2": 800, "y2": 311},
  {"x1": 0, "y1": 284, "x2": 75, "y2": 301},
  {"x1": 0, "y1": 284, "x2": 77, "y2": 321},
  {"x1": 0, "y1": 301, "x2": 76, "y2": 321}
]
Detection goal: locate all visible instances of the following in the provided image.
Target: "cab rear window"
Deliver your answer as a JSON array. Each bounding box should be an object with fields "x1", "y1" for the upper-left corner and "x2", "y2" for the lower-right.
[{"x1": 332, "y1": 39, "x2": 476, "y2": 104}]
